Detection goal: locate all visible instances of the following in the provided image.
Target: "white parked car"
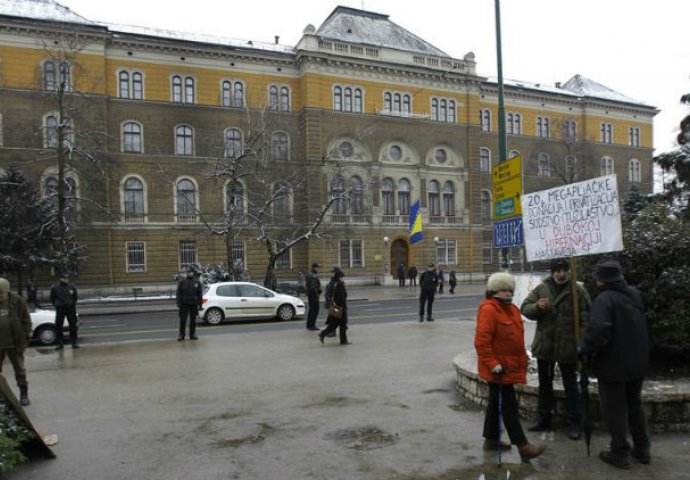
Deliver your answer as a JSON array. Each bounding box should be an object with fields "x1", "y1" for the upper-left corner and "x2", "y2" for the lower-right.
[
  {"x1": 200, "y1": 282, "x2": 306, "y2": 325},
  {"x1": 30, "y1": 308, "x2": 81, "y2": 346}
]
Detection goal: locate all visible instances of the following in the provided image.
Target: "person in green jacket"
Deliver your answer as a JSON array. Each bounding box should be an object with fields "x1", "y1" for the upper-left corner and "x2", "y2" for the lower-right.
[{"x1": 521, "y1": 258, "x2": 591, "y2": 440}]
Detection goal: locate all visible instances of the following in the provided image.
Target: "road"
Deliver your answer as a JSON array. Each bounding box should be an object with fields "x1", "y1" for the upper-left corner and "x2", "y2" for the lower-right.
[{"x1": 65, "y1": 294, "x2": 483, "y2": 345}]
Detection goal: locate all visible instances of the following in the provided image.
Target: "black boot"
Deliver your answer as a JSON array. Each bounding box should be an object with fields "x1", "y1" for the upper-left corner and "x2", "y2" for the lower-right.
[
  {"x1": 527, "y1": 416, "x2": 551, "y2": 432},
  {"x1": 19, "y1": 386, "x2": 30, "y2": 406}
]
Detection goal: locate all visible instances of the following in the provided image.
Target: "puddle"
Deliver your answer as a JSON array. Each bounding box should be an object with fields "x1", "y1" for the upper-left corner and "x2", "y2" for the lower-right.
[{"x1": 325, "y1": 425, "x2": 398, "y2": 450}]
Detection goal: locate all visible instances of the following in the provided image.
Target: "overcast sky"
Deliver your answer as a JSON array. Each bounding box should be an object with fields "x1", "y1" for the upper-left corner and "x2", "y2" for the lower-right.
[{"x1": 59, "y1": 0, "x2": 689, "y2": 154}]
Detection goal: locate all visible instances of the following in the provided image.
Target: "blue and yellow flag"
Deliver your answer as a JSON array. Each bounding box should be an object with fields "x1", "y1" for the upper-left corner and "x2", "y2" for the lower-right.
[{"x1": 409, "y1": 199, "x2": 423, "y2": 244}]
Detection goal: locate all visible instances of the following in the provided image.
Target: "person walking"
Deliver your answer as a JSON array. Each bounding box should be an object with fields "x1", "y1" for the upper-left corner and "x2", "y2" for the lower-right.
[
  {"x1": 418, "y1": 263, "x2": 438, "y2": 322},
  {"x1": 408, "y1": 265, "x2": 418, "y2": 287},
  {"x1": 50, "y1": 272, "x2": 79, "y2": 349},
  {"x1": 520, "y1": 258, "x2": 591, "y2": 440},
  {"x1": 580, "y1": 260, "x2": 651, "y2": 469},
  {"x1": 176, "y1": 267, "x2": 203, "y2": 341},
  {"x1": 397, "y1": 262, "x2": 406, "y2": 287},
  {"x1": 318, "y1": 267, "x2": 350, "y2": 345},
  {"x1": 304, "y1": 263, "x2": 322, "y2": 331},
  {"x1": 448, "y1": 270, "x2": 457, "y2": 294},
  {"x1": 474, "y1": 272, "x2": 546, "y2": 462},
  {"x1": 437, "y1": 268, "x2": 445, "y2": 294},
  {"x1": 0, "y1": 278, "x2": 32, "y2": 406},
  {"x1": 26, "y1": 279, "x2": 38, "y2": 308}
]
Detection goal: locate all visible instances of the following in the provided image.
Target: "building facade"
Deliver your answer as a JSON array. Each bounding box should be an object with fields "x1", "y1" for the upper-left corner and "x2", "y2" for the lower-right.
[{"x1": 0, "y1": 2, "x2": 657, "y2": 288}]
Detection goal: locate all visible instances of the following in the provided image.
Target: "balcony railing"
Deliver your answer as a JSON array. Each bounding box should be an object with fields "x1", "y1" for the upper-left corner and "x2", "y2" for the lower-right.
[
  {"x1": 331, "y1": 214, "x2": 371, "y2": 224},
  {"x1": 177, "y1": 214, "x2": 198, "y2": 224}
]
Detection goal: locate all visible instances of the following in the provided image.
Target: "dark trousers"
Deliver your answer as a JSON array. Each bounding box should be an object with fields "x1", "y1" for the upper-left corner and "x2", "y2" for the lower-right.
[
  {"x1": 409, "y1": 277, "x2": 417, "y2": 286},
  {"x1": 398, "y1": 276, "x2": 405, "y2": 287},
  {"x1": 483, "y1": 382, "x2": 528, "y2": 446},
  {"x1": 179, "y1": 304, "x2": 198, "y2": 337},
  {"x1": 320, "y1": 311, "x2": 348, "y2": 344},
  {"x1": 536, "y1": 359, "x2": 581, "y2": 425},
  {"x1": 306, "y1": 294, "x2": 319, "y2": 328},
  {"x1": 0, "y1": 348, "x2": 28, "y2": 388},
  {"x1": 598, "y1": 378, "x2": 650, "y2": 457},
  {"x1": 55, "y1": 306, "x2": 78, "y2": 346},
  {"x1": 419, "y1": 289, "x2": 435, "y2": 317},
  {"x1": 449, "y1": 281, "x2": 457, "y2": 293}
]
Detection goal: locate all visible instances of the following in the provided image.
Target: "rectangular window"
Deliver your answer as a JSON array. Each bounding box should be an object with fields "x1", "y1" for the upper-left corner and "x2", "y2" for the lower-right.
[
  {"x1": 179, "y1": 241, "x2": 197, "y2": 271},
  {"x1": 600, "y1": 123, "x2": 613, "y2": 143},
  {"x1": 232, "y1": 241, "x2": 245, "y2": 268},
  {"x1": 435, "y1": 239, "x2": 456, "y2": 266},
  {"x1": 276, "y1": 241, "x2": 292, "y2": 270},
  {"x1": 629, "y1": 127, "x2": 641, "y2": 147},
  {"x1": 126, "y1": 241, "x2": 146, "y2": 273},
  {"x1": 339, "y1": 240, "x2": 364, "y2": 268},
  {"x1": 564, "y1": 120, "x2": 577, "y2": 141},
  {"x1": 536, "y1": 116, "x2": 550, "y2": 138},
  {"x1": 483, "y1": 242, "x2": 492, "y2": 265}
]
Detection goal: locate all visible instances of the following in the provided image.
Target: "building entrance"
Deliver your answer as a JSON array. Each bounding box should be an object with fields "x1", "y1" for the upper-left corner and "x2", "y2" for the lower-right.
[{"x1": 390, "y1": 239, "x2": 409, "y2": 276}]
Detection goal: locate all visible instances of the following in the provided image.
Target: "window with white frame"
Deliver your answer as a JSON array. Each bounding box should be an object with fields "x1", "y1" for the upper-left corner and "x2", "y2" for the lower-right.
[
  {"x1": 629, "y1": 158, "x2": 641, "y2": 183},
  {"x1": 349, "y1": 176, "x2": 364, "y2": 214},
  {"x1": 44, "y1": 114, "x2": 59, "y2": 148},
  {"x1": 381, "y1": 178, "x2": 395, "y2": 215},
  {"x1": 271, "y1": 131, "x2": 289, "y2": 160},
  {"x1": 275, "y1": 240, "x2": 292, "y2": 270},
  {"x1": 508, "y1": 150, "x2": 520, "y2": 159},
  {"x1": 480, "y1": 109, "x2": 492, "y2": 132},
  {"x1": 537, "y1": 153, "x2": 551, "y2": 177},
  {"x1": 398, "y1": 178, "x2": 410, "y2": 215},
  {"x1": 431, "y1": 97, "x2": 456, "y2": 122},
  {"x1": 507, "y1": 112, "x2": 522, "y2": 134},
  {"x1": 340, "y1": 239, "x2": 364, "y2": 268},
  {"x1": 225, "y1": 180, "x2": 244, "y2": 216},
  {"x1": 481, "y1": 190, "x2": 492, "y2": 221},
  {"x1": 222, "y1": 80, "x2": 244, "y2": 107},
  {"x1": 600, "y1": 156, "x2": 614, "y2": 176},
  {"x1": 331, "y1": 175, "x2": 346, "y2": 215},
  {"x1": 175, "y1": 125, "x2": 194, "y2": 156},
  {"x1": 600, "y1": 123, "x2": 613, "y2": 143},
  {"x1": 122, "y1": 121, "x2": 142, "y2": 153},
  {"x1": 428, "y1": 180, "x2": 441, "y2": 216},
  {"x1": 269, "y1": 85, "x2": 291, "y2": 111},
  {"x1": 126, "y1": 241, "x2": 146, "y2": 273},
  {"x1": 383, "y1": 91, "x2": 412, "y2": 116},
  {"x1": 172, "y1": 75, "x2": 195, "y2": 103},
  {"x1": 43, "y1": 59, "x2": 71, "y2": 91},
  {"x1": 442, "y1": 181, "x2": 455, "y2": 216},
  {"x1": 483, "y1": 242, "x2": 493, "y2": 264},
  {"x1": 629, "y1": 127, "x2": 641, "y2": 147},
  {"x1": 176, "y1": 178, "x2": 197, "y2": 223},
  {"x1": 118, "y1": 70, "x2": 144, "y2": 99},
  {"x1": 480, "y1": 147, "x2": 491, "y2": 173},
  {"x1": 179, "y1": 241, "x2": 197, "y2": 271},
  {"x1": 224, "y1": 128, "x2": 243, "y2": 158},
  {"x1": 564, "y1": 120, "x2": 577, "y2": 141},
  {"x1": 333, "y1": 85, "x2": 364, "y2": 113},
  {"x1": 536, "y1": 116, "x2": 550, "y2": 138},
  {"x1": 123, "y1": 176, "x2": 145, "y2": 223},
  {"x1": 273, "y1": 182, "x2": 291, "y2": 221},
  {"x1": 231, "y1": 240, "x2": 245, "y2": 268},
  {"x1": 435, "y1": 239, "x2": 456, "y2": 266}
]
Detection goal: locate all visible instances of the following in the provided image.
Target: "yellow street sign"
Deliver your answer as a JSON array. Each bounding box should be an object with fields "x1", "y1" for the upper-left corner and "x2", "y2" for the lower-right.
[{"x1": 493, "y1": 155, "x2": 522, "y2": 219}]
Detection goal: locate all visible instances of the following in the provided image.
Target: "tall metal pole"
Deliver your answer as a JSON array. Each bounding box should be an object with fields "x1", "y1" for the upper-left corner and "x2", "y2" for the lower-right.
[{"x1": 494, "y1": 0, "x2": 509, "y2": 271}]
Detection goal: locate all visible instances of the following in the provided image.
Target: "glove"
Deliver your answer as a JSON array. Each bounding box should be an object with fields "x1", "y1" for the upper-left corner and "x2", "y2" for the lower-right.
[{"x1": 491, "y1": 364, "x2": 504, "y2": 375}]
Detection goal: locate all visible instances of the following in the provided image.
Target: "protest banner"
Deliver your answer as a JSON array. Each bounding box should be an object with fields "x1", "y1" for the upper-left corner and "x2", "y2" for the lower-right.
[{"x1": 520, "y1": 174, "x2": 623, "y2": 262}]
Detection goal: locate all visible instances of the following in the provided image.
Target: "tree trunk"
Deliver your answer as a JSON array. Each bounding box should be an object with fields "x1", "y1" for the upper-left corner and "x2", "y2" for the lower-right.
[{"x1": 264, "y1": 254, "x2": 277, "y2": 290}]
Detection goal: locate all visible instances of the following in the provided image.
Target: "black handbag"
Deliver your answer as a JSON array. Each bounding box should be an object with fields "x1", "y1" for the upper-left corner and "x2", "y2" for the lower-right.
[{"x1": 328, "y1": 304, "x2": 342, "y2": 320}]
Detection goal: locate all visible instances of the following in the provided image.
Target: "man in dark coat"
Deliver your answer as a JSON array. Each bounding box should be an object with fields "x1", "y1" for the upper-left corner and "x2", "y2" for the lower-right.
[
  {"x1": 176, "y1": 267, "x2": 203, "y2": 341},
  {"x1": 0, "y1": 278, "x2": 32, "y2": 405},
  {"x1": 304, "y1": 263, "x2": 322, "y2": 331},
  {"x1": 418, "y1": 263, "x2": 438, "y2": 322},
  {"x1": 408, "y1": 265, "x2": 418, "y2": 287},
  {"x1": 397, "y1": 262, "x2": 406, "y2": 287},
  {"x1": 521, "y1": 258, "x2": 591, "y2": 440},
  {"x1": 50, "y1": 271, "x2": 79, "y2": 349},
  {"x1": 580, "y1": 260, "x2": 651, "y2": 469}
]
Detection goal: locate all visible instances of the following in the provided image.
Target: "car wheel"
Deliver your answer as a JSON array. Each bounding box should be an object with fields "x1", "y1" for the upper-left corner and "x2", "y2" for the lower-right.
[
  {"x1": 277, "y1": 304, "x2": 295, "y2": 321},
  {"x1": 204, "y1": 307, "x2": 224, "y2": 325},
  {"x1": 34, "y1": 325, "x2": 58, "y2": 346}
]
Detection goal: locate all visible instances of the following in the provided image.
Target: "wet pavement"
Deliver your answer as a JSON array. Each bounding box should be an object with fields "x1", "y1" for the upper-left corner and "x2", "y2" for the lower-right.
[{"x1": 9, "y1": 285, "x2": 690, "y2": 480}]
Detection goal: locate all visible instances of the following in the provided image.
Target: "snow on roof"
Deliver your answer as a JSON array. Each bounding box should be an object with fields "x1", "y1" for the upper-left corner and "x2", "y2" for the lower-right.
[
  {"x1": 0, "y1": 0, "x2": 93, "y2": 25},
  {"x1": 316, "y1": 6, "x2": 448, "y2": 57}
]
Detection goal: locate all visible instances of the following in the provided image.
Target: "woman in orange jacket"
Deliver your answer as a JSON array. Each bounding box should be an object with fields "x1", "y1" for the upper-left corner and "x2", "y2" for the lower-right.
[{"x1": 474, "y1": 272, "x2": 546, "y2": 462}]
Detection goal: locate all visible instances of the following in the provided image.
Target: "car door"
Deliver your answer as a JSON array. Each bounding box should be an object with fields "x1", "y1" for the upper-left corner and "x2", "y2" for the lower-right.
[
  {"x1": 214, "y1": 284, "x2": 243, "y2": 320},
  {"x1": 236, "y1": 284, "x2": 276, "y2": 318}
]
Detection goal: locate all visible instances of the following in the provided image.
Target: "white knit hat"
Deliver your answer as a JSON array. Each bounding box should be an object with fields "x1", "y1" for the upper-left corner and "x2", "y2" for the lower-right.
[{"x1": 486, "y1": 272, "x2": 515, "y2": 292}]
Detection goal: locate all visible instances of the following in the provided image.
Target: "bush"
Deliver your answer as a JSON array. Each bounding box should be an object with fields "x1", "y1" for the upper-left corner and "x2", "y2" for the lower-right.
[{"x1": 0, "y1": 397, "x2": 32, "y2": 475}]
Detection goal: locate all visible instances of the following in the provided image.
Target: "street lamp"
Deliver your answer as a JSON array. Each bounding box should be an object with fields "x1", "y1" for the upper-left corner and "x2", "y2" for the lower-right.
[
  {"x1": 433, "y1": 236, "x2": 440, "y2": 266},
  {"x1": 383, "y1": 236, "x2": 390, "y2": 275}
]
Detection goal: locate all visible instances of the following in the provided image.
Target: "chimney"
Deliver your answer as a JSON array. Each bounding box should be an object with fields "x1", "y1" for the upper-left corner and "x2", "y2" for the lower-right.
[
  {"x1": 555, "y1": 82, "x2": 562, "y2": 88},
  {"x1": 275, "y1": 35, "x2": 279, "y2": 45}
]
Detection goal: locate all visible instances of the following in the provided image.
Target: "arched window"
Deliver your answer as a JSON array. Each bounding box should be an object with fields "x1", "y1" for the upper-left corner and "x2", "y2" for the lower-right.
[
  {"x1": 538, "y1": 153, "x2": 550, "y2": 177},
  {"x1": 333, "y1": 86, "x2": 342, "y2": 111},
  {"x1": 269, "y1": 85, "x2": 278, "y2": 109},
  {"x1": 508, "y1": 150, "x2": 520, "y2": 159},
  {"x1": 123, "y1": 176, "x2": 145, "y2": 223},
  {"x1": 349, "y1": 176, "x2": 363, "y2": 215},
  {"x1": 43, "y1": 60, "x2": 56, "y2": 90},
  {"x1": 354, "y1": 88, "x2": 363, "y2": 113},
  {"x1": 331, "y1": 175, "x2": 346, "y2": 214},
  {"x1": 443, "y1": 181, "x2": 455, "y2": 216},
  {"x1": 393, "y1": 93, "x2": 401, "y2": 113},
  {"x1": 222, "y1": 80, "x2": 232, "y2": 106},
  {"x1": 431, "y1": 98, "x2": 438, "y2": 120},
  {"x1": 172, "y1": 75, "x2": 183, "y2": 102},
  {"x1": 272, "y1": 132, "x2": 289, "y2": 161},
  {"x1": 225, "y1": 128, "x2": 243, "y2": 158},
  {"x1": 176, "y1": 178, "x2": 197, "y2": 223},
  {"x1": 440, "y1": 99, "x2": 447, "y2": 122},
  {"x1": 175, "y1": 125, "x2": 193, "y2": 156},
  {"x1": 184, "y1": 77, "x2": 195, "y2": 104},
  {"x1": 481, "y1": 190, "x2": 492, "y2": 221},
  {"x1": 273, "y1": 182, "x2": 291, "y2": 220},
  {"x1": 601, "y1": 156, "x2": 614, "y2": 176},
  {"x1": 428, "y1": 180, "x2": 440, "y2": 216},
  {"x1": 384, "y1": 92, "x2": 392, "y2": 113},
  {"x1": 233, "y1": 82, "x2": 243, "y2": 107},
  {"x1": 225, "y1": 180, "x2": 244, "y2": 216},
  {"x1": 123, "y1": 122, "x2": 142, "y2": 153},
  {"x1": 629, "y1": 158, "x2": 641, "y2": 183},
  {"x1": 44, "y1": 115, "x2": 59, "y2": 148},
  {"x1": 398, "y1": 178, "x2": 410, "y2": 215},
  {"x1": 344, "y1": 87, "x2": 352, "y2": 112},
  {"x1": 480, "y1": 147, "x2": 491, "y2": 173},
  {"x1": 280, "y1": 86, "x2": 290, "y2": 111},
  {"x1": 480, "y1": 109, "x2": 492, "y2": 132},
  {"x1": 381, "y1": 178, "x2": 394, "y2": 215},
  {"x1": 59, "y1": 62, "x2": 71, "y2": 91},
  {"x1": 119, "y1": 71, "x2": 130, "y2": 98},
  {"x1": 132, "y1": 72, "x2": 143, "y2": 99},
  {"x1": 448, "y1": 100, "x2": 456, "y2": 123},
  {"x1": 402, "y1": 94, "x2": 411, "y2": 115}
]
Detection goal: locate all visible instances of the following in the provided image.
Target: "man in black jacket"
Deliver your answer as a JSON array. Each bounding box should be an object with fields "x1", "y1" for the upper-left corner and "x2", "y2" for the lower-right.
[
  {"x1": 418, "y1": 263, "x2": 438, "y2": 322},
  {"x1": 304, "y1": 263, "x2": 322, "y2": 331},
  {"x1": 176, "y1": 267, "x2": 203, "y2": 341},
  {"x1": 50, "y1": 272, "x2": 79, "y2": 349},
  {"x1": 580, "y1": 260, "x2": 651, "y2": 469}
]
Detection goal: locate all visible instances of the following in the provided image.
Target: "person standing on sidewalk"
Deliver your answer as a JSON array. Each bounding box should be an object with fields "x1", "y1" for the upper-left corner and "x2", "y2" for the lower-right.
[
  {"x1": 0, "y1": 278, "x2": 32, "y2": 406},
  {"x1": 304, "y1": 263, "x2": 322, "y2": 331},
  {"x1": 580, "y1": 260, "x2": 651, "y2": 470},
  {"x1": 408, "y1": 265, "x2": 418, "y2": 288},
  {"x1": 437, "y1": 268, "x2": 445, "y2": 294},
  {"x1": 50, "y1": 272, "x2": 79, "y2": 349},
  {"x1": 418, "y1": 263, "x2": 438, "y2": 322},
  {"x1": 397, "y1": 262, "x2": 406, "y2": 287},
  {"x1": 448, "y1": 270, "x2": 457, "y2": 294},
  {"x1": 318, "y1": 267, "x2": 350, "y2": 345},
  {"x1": 474, "y1": 272, "x2": 546, "y2": 462},
  {"x1": 176, "y1": 267, "x2": 203, "y2": 341},
  {"x1": 520, "y1": 258, "x2": 591, "y2": 440}
]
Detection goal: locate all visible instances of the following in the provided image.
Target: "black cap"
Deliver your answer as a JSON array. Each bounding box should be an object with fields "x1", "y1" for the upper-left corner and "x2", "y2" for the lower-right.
[
  {"x1": 331, "y1": 266, "x2": 344, "y2": 277},
  {"x1": 550, "y1": 258, "x2": 570, "y2": 273},
  {"x1": 594, "y1": 260, "x2": 623, "y2": 283},
  {"x1": 311, "y1": 263, "x2": 320, "y2": 268}
]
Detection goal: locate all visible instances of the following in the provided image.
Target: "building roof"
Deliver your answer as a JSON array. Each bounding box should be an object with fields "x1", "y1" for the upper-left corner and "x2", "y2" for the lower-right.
[
  {"x1": 0, "y1": 0, "x2": 93, "y2": 25},
  {"x1": 315, "y1": 6, "x2": 448, "y2": 57},
  {"x1": 561, "y1": 74, "x2": 647, "y2": 106}
]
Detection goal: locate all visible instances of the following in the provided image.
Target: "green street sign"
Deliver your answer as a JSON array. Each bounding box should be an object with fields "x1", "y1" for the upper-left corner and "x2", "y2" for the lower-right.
[{"x1": 495, "y1": 197, "x2": 514, "y2": 218}]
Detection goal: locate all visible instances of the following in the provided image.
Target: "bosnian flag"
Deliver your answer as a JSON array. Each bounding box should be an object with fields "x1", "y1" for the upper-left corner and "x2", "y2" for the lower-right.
[{"x1": 409, "y1": 199, "x2": 423, "y2": 245}]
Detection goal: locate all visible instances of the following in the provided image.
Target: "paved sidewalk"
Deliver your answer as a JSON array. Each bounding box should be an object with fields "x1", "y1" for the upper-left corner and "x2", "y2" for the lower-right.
[{"x1": 11, "y1": 316, "x2": 690, "y2": 480}]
